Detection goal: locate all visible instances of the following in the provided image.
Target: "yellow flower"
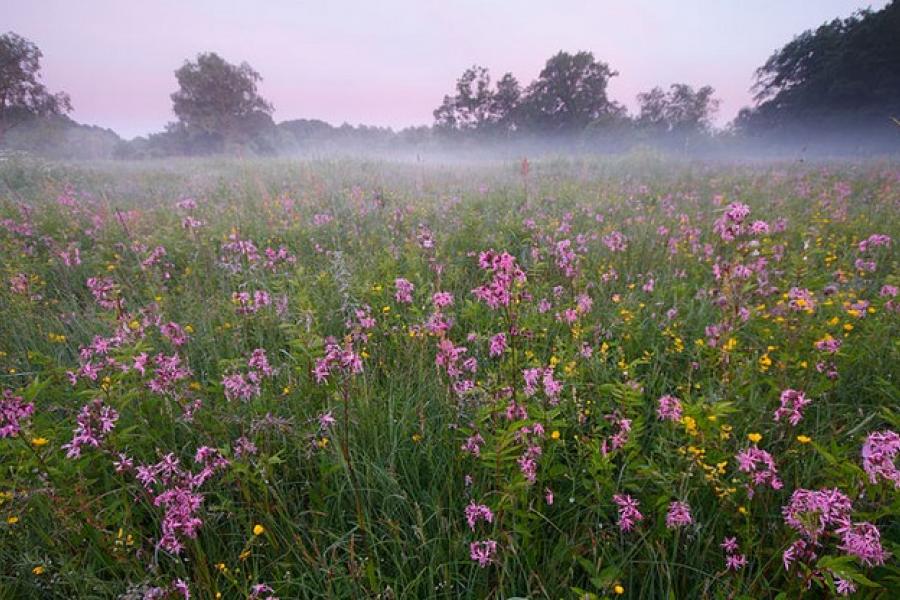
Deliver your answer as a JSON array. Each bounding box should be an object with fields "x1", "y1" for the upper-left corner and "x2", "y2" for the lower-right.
[
  {"x1": 253, "y1": 524, "x2": 265, "y2": 536},
  {"x1": 32, "y1": 565, "x2": 44, "y2": 575},
  {"x1": 412, "y1": 433, "x2": 423, "y2": 443},
  {"x1": 551, "y1": 430, "x2": 560, "y2": 440},
  {"x1": 239, "y1": 549, "x2": 251, "y2": 561},
  {"x1": 613, "y1": 584, "x2": 625, "y2": 595},
  {"x1": 31, "y1": 437, "x2": 49, "y2": 447},
  {"x1": 738, "y1": 506, "x2": 748, "y2": 516},
  {"x1": 747, "y1": 432, "x2": 762, "y2": 443},
  {"x1": 796, "y1": 435, "x2": 811, "y2": 444},
  {"x1": 7, "y1": 516, "x2": 19, "y2": 525}
]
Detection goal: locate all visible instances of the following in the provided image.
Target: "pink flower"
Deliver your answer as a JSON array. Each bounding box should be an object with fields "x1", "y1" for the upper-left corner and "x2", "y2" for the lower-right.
[
  {"x1": 394, "y1": 278, "x2": 414, "y2": 304},
  {"x1": 63, "y1": 398, "x2": 118, "y2": 458},
  {"x1": 837, "y1": 521, "x2": 889, "y2": 566},
  {"x1": 0, "y1": 389, "x2": 35, "y2": 438},
  {"x1": 773, "y1": 389, "x2": 812, "y2": 426},
  {"x1": 736, "y1": 446, "x2": 783, "y2": 492},
  {"x1": 488, "y1": 332, "x2": 507, "y2": 357},
  {"x1": 464, "y1": 502, "x2": 494, "y2": 530},
  {"x1": 861, "y1": 430, "x2": 900, "y2": 488},
  {"x1": 613, "y1": 494, "x2": 643, "y2": 532},
  {"x1": 431, "y1": 291, "x2": 454, "y2": 308},
  {"x1": 469, "y1": 540, "x2": 497, "y2": 567},
  {"x1": 665, "y1": 501, "x2": 693, "y2": 528},
  {"x1": 656, "y1": 395, "x2": 682, "y2": 422}
]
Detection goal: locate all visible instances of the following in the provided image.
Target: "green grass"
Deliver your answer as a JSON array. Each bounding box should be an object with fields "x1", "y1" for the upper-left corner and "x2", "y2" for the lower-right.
[{"x1": 0, "y1": 156, "x2": 898, "y2": 599}]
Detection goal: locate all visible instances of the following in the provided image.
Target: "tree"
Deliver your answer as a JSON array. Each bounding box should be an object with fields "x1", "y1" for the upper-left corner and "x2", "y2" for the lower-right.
[
  {"x1": 638, "y1": 84, "x2": 719, "y2": 133},
  {"x1": 433, "y1": 66, "x2": 494, "y2": 132},
  {"x1": 170, "y1": 52, "x2": 274, "y2": 153},
  {"x1": 0, "y1": 32, "x2": 71, "y2": 143},
  {"x1": 520, "y1": 51, "x2": 619, "y2": 133},
  {"x1": 738, "y1": 2, "x2": 900, "y2": 135}
]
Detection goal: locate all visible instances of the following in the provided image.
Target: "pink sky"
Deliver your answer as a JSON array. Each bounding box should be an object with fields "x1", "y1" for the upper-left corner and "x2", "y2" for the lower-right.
[{"x1": 6, "y1": 0, "x2": 889, "y2": 138}]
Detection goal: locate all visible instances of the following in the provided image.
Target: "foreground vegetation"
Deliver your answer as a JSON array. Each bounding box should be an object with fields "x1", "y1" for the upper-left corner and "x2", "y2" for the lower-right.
[{"x1": 0, "y1": 156, "x2": 898, "y2": 598}]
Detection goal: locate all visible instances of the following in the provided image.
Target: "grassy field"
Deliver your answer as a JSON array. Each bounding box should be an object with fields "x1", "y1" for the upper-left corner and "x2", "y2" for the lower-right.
[{"x1": 0, "y1": 155, "x2": 898, "y2": 599}]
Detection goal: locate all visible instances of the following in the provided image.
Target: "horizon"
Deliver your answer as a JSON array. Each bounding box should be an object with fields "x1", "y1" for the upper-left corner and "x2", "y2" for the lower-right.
[{"x1": 6, "y1": 0, "x2": 890, "y2": 139}]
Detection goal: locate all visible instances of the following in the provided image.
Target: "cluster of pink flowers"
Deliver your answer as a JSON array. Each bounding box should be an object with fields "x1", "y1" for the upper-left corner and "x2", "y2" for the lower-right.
[
  {"x1": 665, "y1": 501, "x2": 693, "y2": 529},
  {"x1": 465, "y1": 502, "x2": 494, "y2": 531},
  {"x1": 861, "y1": 430, "x2": 900, "y2": 488},
  {"x1": 0, "y1": 389, "x2": 35, "y2": 438},
  {"x1": 782, "y1": 487, "x2": 888, "y2": 583},
  {"x1": 736, "y1": 445, "x2": 783, "y2": 494},
  {"x1": 773, "y1": 388, "x2": 812, "y2": 426},
  {"x1": 488, "y1": 332, "x2": 507, "y2": 357},
  {"x1": 721, "y1": 536, "x2": 747, "y2": 570},
  {"x1": 394, "y1": 278, "x2": 415, "y2": 304},
  {"x1": 522, "y1": 366, "x2": 562, "y2": 403},
  {"x1": 461, "y1": 432, "x2": 485, "y2": 457},
  {"x1": 471, "y1": 250, "x2": 526, "y2": 309},
  {"x1": 656, "y1": 394, "x2": 683, "y2": 422},
  {"x1": 787, "y1": 287, "x2": 816, "y2": 312},
  {"x1": 314, "y1": 341, "x2": 363, "y2": 384},
  {"x1": 63, "y1": 398, "x2": 119, "y2": 458},
  {"x1": 86, "y1": 276, "x2": 119, "y2": 310},
  {"x1": 469, "y1": 539, "x2": 497, "y2": 568},
  {"x1": 600, "y1": 414, "x2": 632, "y2": 456},
  {"x1": 434, "y1": 339, "x2": 476, "y2": 396},
  {"x1": 601, "y1": 230, "x2": 628, "y2": 252},
  {"x1": 857, "y1": 233, "x2": 891, "y2": 253},
  {"x1": 613, "y1": 493, "x2": 643, "y2": 532},
  {"x1": 233, "y1": 290, "x2": 272, "y2": 315},
  {"x1": 713, "y1": 202, "x2": 751, "y2": 242},
  {"x1": 148, "y1": 353, "x2": 193, "y2": 397},
  {"x1": 223, "y1": 348, "x2": 275, "y2": 400},
  {"x1": 126, "y1": 447, "x2": 229, "y2": 554}
]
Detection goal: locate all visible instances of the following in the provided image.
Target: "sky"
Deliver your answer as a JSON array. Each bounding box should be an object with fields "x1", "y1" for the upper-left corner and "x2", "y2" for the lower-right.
[{"x1": 5, "y1": 0, "x2": 890, "y2": 138}]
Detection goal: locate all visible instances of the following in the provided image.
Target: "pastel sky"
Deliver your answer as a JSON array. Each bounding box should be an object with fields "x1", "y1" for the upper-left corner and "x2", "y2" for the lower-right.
[{"x1": 5, "y1": 0, "x2": 889, "y2": 138}]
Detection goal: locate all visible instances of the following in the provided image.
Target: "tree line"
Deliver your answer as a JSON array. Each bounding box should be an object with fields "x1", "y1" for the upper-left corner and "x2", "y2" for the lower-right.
[{"x1": 1, "y1": 1, "x2": 898, "y2": 159}]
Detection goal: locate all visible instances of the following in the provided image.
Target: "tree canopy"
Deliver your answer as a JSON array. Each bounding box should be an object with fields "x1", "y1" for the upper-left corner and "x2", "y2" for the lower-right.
[
  {"x1": 738, "y1": 1, "x2": 900, "y2": 133},
  {"x1": 170, "y1": 52, "x2": 275, "y2": 153},
  {"x1": 0, "y1": 32, "x2": 71, "y2": 141}
]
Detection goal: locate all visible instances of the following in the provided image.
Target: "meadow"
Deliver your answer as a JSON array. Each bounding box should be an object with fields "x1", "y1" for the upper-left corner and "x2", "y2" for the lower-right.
[{"x1": 0, "y1": 155, "x2": 898, "y2": 599}]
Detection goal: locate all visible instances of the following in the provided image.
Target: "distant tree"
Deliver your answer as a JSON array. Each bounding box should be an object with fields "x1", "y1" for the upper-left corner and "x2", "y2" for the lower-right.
[
  {"x1": 170, "y1": 52, "x2": 274, "y2": 153},
  {"x1": 433, "y1": 66, "x2": 494, "y2": 132},
  {"x1": 638, "y1": 84, "x2": 719, "y2": 134},
  {"x1": 490, "y1": 73, "x2": 522, "y2": 134},
  {"x1": 520, "y1": 51, "x2": 619, "y2": 133},
  {"x1": 737, "y1": 2, "x2": 900, "y2": 135},
  {"x1": 0, "y1": 32, "x2": 71, "y2": 143}
]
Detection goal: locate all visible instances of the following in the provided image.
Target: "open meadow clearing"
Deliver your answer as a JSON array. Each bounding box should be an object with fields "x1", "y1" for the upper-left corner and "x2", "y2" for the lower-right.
[{"x1": 0, "y1": 157, "x2": 898, "y2": 598}]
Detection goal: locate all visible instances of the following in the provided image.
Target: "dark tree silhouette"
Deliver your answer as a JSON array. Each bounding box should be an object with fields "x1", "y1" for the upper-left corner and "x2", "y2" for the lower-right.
[
  {"x1": 520, "y1": 51, "x2": 620, "y2": 133},
  {"x1": 0, "y1": 32, "x2": 71, "y2": 142},
  {"x1": 170, "y1": 52, "x2": 274, "y2": 153}
]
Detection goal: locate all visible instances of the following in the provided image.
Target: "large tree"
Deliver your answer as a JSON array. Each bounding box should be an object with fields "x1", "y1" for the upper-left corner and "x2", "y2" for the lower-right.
[
  {"x1": 170, "y1": 52, "x2": 274, "y2": 153},
  {"x1": 737, "y1": 2, "x2": 900, "y2": 133},
  {"x1": 0, "y1": 32, "x2": 71, "y2": 142},
  {"x1": 637, "y1": 84, "x2": 719, "y2": 133},
  {"x1": 433, "y1": 66, "x2": 521, "y2": 134},
  {"x1": 520, "y1": 51, "x2": 619, "y2": 133}
]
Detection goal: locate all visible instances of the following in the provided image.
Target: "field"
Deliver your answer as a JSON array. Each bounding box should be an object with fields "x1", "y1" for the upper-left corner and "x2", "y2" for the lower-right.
[{"x1": 0, "y1": 156, "x2": 898, "y2": 599}]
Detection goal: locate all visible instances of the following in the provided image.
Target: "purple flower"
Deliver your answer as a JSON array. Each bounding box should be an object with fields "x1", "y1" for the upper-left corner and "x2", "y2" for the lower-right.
[
  {"x1": 394, "y1": 278, "x2": 414, "y2": 304},
  {"x1": 488, "y1": 332, "x2": 507, "y2": 358},
  {"x1": 773, "y1": 389, "x2": 812, "y2": 426},
  {"x1": 464, "y1": 502, "x2": 494, "y2": 531},
  {"x1": 665, "y1": 501, "x2": 693, "y2": 529},
  {"x1": 469, "y1": 540, "x2": 497, "y2": 567},
  {"x1": 613, "y1": 494, "x2": 643, "y2": 532},
  {"x1": 656, "y1": 394, "x2": 682, "y2": 422},
  {"x1": 63, "y1": 398, "x2": 118, "y2": 458},
  {"x1": 0, "y1": 389, "x2": 35, "y2": 438},
  {"x1": 861, "y1": 430, "x2": 900, "y2": 488}
]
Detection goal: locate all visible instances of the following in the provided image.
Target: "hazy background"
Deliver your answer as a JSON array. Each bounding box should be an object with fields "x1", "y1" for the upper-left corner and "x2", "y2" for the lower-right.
[{"x1": 5, "y1": 0, "x2": 889, "y2": 137}]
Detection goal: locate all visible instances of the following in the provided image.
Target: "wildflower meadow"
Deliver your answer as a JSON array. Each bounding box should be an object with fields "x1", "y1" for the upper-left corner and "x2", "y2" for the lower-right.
[{"x1": 1, "y1": 156, "x2": 898, "y2": 598}]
